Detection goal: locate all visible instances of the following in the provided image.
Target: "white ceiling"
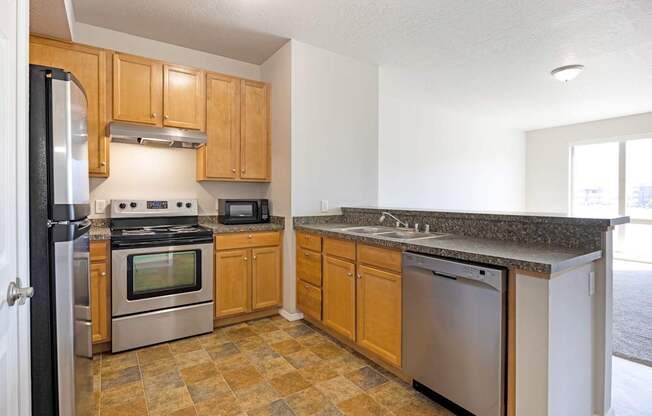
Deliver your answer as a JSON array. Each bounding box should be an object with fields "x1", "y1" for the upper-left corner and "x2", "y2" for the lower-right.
[{"x1": 72, "y1": 0, "x2": 652, "y2": 130}]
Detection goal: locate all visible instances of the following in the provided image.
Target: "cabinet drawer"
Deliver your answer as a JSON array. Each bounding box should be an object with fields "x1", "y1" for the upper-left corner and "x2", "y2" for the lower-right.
[
  {"x1": 323, "y1": 238, "x2": 356, "y2": 261},
  {"x1": 357, "y1": 244, "x2": 402, "y2": 273},
  {"x1": 296, "y1": 248, "x2": 321, "y2": 287},
  {"x1": 297, "y1": 280, "x2": 321, "y2": 322},
  {"x1": 90, "y1": 240, "x2": 109, "y2": 262},
  {"x1": 215, "y1": 231, "x2": 280, "y2": 250},
  {"x1": 296, "y1": 231, "x2": 321, "y2": 252}
]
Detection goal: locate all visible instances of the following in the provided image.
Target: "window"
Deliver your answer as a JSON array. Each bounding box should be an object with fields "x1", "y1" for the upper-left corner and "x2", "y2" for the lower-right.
[{"x1": 571, "y1": 137, "x2": 652, "y2": 262}]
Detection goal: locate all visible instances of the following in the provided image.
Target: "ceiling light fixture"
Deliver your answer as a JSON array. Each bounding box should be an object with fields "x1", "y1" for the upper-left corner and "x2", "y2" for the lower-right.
[{"x1": 551, "y1": 64, "x2": 585, "y2": 82}]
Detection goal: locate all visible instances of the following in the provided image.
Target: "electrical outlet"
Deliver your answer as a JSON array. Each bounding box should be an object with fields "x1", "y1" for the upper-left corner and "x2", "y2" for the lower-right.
[
  {"x1": 588, "y1": 271, "x2": 595, "y2": 296},
  {"x1": 95, "y1": 199, "x2": 106, "y2": 214},
  {"x1": 320, "y1": 200, "x2": 329, "y2": 212}
]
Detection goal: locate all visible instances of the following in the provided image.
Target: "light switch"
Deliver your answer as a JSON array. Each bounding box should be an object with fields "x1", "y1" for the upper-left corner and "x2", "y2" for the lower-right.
[
  {"x1": 95, "y1": 199, "x2": 107, "y2": 214},
  {"x1": 321, "y1": 200, "x2": 329, "y2": 212}
]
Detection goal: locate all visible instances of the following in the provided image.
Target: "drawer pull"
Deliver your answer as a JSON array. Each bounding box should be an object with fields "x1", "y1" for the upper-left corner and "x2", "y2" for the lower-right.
[
  {"x1": 100, "y1": 272, "x2": 107, "y2": 277},
  {"x1": 253, "y1": 255, "x2": 257, "y2": 260},
  {"x1": 347, "y1": 272, "x2": 353, "y2": 277},
  {"x1": 304, "y1": 252, "x2": 309, "y2": 256},
  {"x1": 248, "y1": 234, "x2": 253, "y2": 239},
  {"x1": 243, "y1": 257, "x2": 248, "y2": 261}
]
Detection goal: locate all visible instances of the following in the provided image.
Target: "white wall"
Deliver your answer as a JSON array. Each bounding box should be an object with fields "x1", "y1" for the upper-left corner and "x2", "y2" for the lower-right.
[
  {"x1": 261, "y1": 42, "x2": 296, "y2": 313},
  {"x1": 291, "y1": 40, "x2": 379, "y2": 216},
  {"x1": 378, "y1": 68, "x2": 526, "y2": 211},
  {"x1": 74, "y1": 23, "x2": 269, "y2": 217},
  {"x1": 89, "y1": 144, "x2": 268, "y2": 218},
  {"x1": 526, "y1": 112, "x2": 652, "y2": 213}
]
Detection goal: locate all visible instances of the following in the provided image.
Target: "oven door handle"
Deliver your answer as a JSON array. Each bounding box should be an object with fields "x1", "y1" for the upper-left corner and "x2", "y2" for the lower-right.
[{"x1": 112, "y1": 237, "x2": 213, "y2": 249}]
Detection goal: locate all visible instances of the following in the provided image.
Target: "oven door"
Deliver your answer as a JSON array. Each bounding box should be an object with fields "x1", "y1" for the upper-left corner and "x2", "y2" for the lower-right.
[
  {"x1": 112, "y1": 242, "x2": 213, "y2": 316},
  {"x1": 224, "y1": 200, "x2": 259, "y2": 224}
]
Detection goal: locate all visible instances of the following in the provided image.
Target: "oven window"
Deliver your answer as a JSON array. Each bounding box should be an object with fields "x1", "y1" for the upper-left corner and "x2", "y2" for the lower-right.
[
  {"x1": 229, "y1": 203, "x2": 255, "y2": 217},
  {"x1": 127, "y1": 250, "x2": 202, "y2": 300}
]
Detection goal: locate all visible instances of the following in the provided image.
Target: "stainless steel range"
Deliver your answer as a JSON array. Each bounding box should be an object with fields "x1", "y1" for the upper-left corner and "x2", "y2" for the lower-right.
[{"x1": 110, "y1": 199, "x2": 214, "y2": 352}]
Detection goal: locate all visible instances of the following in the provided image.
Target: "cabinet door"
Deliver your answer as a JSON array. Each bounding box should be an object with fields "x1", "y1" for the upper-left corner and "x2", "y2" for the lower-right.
[
  {"x1": 252, "y1": 246, "x2": 281, "y2": 310},
  {"x1": 199, "y1": 73, "x2": 240, "y2": 180},
  {"x1": 113, "y1": 53, "x2": 162, "y2": 125},
  {"x1": 29, "y1": 36, "x2": 109, "y2": 177},
  {"x1": 163, "y1": 64, "x2": 205, "y2": 130},
  {"x1": 215, "y1": 249, "x2": 251, "y2": 318},
  {"x1": 323, "y1": 255, "x2": 356, "y2": 341},
  {"x1": 356, "y1": 265, "x2": 402, "y2": 366},
  {"x1": 240, "y1": 80, "x2": 270, "y2": 181},
  {"x1": 90, "y1": 262, "x2": 110, "y2": 343}
]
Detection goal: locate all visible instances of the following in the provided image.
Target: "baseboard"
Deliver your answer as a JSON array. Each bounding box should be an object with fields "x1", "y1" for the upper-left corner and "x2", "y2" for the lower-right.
[{"x1": 279, "y1": 309, "x2": 304, "y2": 321}]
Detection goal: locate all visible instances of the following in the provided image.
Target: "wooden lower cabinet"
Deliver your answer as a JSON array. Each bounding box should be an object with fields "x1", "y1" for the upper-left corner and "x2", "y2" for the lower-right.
[
  {"x1": 252, "y1": 246, "x2": 282, "y2": 310},
  {"x1": 90, "y1": 241, "x2": 110, "y2": 344},
  {"x1": 322, "y1": 255, "x2": 356, "y2": 341},
  {"x1": 356, "y1": 265, "x2": 402, "y2": 366},
  {"x1": 215, "y1": 249, "x2": 251, "y2": 318},
  {"x1": 214, "y1": 232, "x2": 282, "y2": 322},
  {"x1": 296, "y1": 233, "x2": 402, "y2": 367}
]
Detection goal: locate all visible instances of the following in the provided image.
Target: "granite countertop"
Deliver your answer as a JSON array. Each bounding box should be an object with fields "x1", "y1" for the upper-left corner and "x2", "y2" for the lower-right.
[
  {"x1": 199, "y1": 222, "x2": 284, "y2": 234},
  {"x1": 89, "y1": 226, "x2": 111, "y2": 241},
  {"x1": 295, "y1": 223, "x2": 602, "y2": 275}
]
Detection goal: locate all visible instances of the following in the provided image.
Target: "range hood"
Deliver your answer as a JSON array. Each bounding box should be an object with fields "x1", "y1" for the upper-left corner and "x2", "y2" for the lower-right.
[{"x1": 109, "y1": 122, "x2": 207, "y2": 149}]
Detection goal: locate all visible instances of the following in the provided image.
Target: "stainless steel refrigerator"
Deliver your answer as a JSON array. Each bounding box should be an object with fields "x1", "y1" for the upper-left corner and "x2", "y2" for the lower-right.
[{"x1": 29, "y1": 65, "x2": 95, "y2": 416}]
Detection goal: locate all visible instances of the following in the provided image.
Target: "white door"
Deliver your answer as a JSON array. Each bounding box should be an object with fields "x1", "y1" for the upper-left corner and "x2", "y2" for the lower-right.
[{"x1": 0, "y1": 0, "x2": 31, "y2": 415}]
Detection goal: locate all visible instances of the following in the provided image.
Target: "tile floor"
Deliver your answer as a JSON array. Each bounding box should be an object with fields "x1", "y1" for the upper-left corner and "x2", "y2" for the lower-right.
[{"x1": 95, "y1": 315, "x2": 452, "y2": 416}]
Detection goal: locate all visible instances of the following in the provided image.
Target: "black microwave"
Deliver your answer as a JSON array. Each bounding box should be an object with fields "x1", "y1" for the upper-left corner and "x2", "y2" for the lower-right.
[{"x1": 218, "y1": 199, "x2": 270, "y2": 224}]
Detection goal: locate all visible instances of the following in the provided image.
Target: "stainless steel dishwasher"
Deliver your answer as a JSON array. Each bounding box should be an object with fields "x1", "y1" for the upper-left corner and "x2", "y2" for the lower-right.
[{"x1": 403, "y1": 252, "x2": 507, "y2": 416}]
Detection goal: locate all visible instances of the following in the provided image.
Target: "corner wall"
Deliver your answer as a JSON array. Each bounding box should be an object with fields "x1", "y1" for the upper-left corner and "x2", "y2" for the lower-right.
[
  {"x1": 378, "y1": 68, "x2": 526, "y2": 211},
  {"x1": 291, "y1": 40, "x2": 379, "y2": 216},
  {"x1": 261, "y1": 42, "x2": 295, "y2": 313}
]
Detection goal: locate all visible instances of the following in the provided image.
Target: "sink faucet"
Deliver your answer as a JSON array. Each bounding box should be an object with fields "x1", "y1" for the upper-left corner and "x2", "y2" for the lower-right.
[{"x1": 379, "y1": 212, "x2": 409, "y2": 228}]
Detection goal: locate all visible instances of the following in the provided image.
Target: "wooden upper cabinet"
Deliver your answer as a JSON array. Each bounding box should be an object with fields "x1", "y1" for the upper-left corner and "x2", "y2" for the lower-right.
[
  {"x1": 198, "y1": 73, "x2": 240, "y2": 180},
  {"x1": 323, "y1": 255, "x2": 356, "y2": 341},
  {"x1": 197, "y1": 75, "x2": 270, "y2": 182},
  {"x1": 251, "y1": 246, "x2": 282, "y2": 310},
  {"x1": 113, "y1": 53, "x2": 162, "y2": 125},
  {"x1": 240, "y1": 80, "x2": 270, "y2": 181},
  {"x1": 29, "y1": 36, "x2": 110, "y2": 177},
  {"x1": 163, "y1": 64, "x2": 205, "y2": 130}
]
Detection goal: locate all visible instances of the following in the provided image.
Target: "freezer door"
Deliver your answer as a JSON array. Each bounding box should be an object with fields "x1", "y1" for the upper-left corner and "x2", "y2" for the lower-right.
[
  {"x1": 51, "y1": 76, "x2": 90, "y2": 221},
  {"x1": 52, "y1": 220, "x2": 94, "y2": 416}
]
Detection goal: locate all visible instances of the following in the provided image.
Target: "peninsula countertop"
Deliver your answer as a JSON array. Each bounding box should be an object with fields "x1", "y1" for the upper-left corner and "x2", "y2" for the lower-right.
[{"x1": 294, "y1": 222, "x2": 602, "y2": 275}]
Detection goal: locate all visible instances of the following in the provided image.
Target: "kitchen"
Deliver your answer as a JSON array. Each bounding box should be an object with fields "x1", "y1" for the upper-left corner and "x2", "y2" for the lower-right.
[{"x1": 2, "y1": 1, "x2": 651, "y2": 416}]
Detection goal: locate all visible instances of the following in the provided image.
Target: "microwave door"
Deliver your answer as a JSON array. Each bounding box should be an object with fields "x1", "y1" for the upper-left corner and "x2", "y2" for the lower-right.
[{"x1": 231, "y1": 202, "x2": 257, "y2": 220}]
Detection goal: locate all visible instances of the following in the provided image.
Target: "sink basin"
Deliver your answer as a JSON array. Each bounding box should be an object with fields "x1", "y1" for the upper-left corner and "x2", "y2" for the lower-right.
[
  {"x1": 377, "y1": 231, "x2": 449, "y2": 240},
  {"x1": 339, "y1": 226, "x2": 395, "y2": 234}
]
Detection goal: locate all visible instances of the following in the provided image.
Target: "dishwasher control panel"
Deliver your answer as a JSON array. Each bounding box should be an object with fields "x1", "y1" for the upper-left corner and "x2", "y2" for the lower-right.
[{"x1": 403, "y1": 252, "x2": 505, "y2": 292}]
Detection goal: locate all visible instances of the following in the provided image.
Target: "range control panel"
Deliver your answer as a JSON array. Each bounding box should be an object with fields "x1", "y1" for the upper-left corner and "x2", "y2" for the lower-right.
[{"x1": 110, "y1": 199, "x2": 199, "y2": 218}]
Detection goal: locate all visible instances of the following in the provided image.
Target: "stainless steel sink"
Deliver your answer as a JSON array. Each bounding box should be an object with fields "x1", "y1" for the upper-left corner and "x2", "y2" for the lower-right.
[
  {"x1": 339, "y1": 226, "x2": 395, "y2": 234},
  {"x1": 376, "y1": 231, "x2": 449, "y2": 241}
]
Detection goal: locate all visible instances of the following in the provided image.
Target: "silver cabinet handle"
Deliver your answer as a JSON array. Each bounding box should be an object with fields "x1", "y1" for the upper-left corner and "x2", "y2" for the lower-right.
[{"x1": 7, "y1": 278, "x2": 34, "y2": 306}]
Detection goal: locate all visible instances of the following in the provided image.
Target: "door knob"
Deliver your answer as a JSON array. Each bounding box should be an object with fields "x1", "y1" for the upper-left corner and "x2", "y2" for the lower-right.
[{"x1": 7, "y1": 278, "x2": 34, "y2": 306}]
